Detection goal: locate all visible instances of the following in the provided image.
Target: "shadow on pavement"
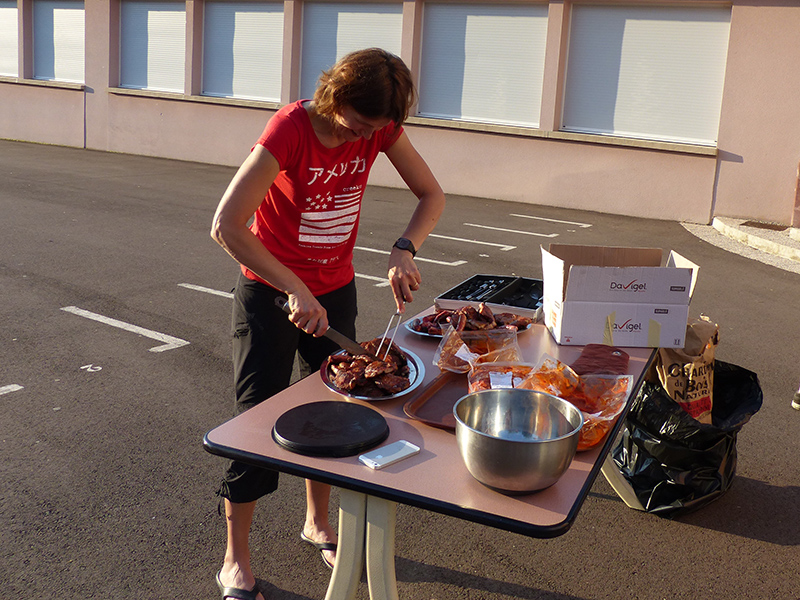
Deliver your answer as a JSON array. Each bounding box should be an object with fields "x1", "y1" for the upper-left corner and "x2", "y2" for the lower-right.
[
  {"x1": 396, "y1": 556, "x2": 586, "y2": 599},
  {"x1": 258, "y1": 580, "x2": 317, "y2": 600},
  {"x1": 677, "y1": 477, "x2": 799, "y2": 546},
  {"x1": 592, "y1": 477, "x2": 799, "y2": 546}
]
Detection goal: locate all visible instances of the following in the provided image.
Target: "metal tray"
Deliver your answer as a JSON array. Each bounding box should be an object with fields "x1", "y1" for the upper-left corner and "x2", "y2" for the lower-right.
[{"x1": 320, "y1": 347, "x2": 425, "y2": 401}]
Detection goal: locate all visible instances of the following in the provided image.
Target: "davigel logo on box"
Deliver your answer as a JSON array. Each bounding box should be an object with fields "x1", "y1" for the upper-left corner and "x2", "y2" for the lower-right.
[
  {"x1": 613, "y1": 319, "x2": 642, "y2": 332},
  {"x1": 609, "y1": 279, "x2": 646, "y2": 292}
]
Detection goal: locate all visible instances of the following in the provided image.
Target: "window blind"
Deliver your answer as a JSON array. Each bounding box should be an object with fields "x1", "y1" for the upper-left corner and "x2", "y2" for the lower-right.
[
  {"x1": 300, "y1": 2, "x2": 402, "y2": 100},
  {"x1": 418, "y1": 3, "x2": 549, "y2": 127},
  {"x1": 33, "y1": 0, "x2": 85, "y2": 83},
  {"x1": 562, "y1": 5, "x2": 731, "y2": 145},
  {"x1": 0, "y1": 1, "x2": 18, "y2": 76},
  {"x1": 120, "y1": 0, "x2": 185, "y2": 92},
  {"x1": 202, "y1": 1, "x2": 283, "y2": 102}
]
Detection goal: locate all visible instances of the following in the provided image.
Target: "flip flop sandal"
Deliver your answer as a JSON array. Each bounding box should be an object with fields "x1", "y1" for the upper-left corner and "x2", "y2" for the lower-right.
[
  {"x1": 300, "y1": 532, "x2": 338, "y2": 570},
  {"x1": 215, "y1": 570, "x2": 261, "y2": 600}
]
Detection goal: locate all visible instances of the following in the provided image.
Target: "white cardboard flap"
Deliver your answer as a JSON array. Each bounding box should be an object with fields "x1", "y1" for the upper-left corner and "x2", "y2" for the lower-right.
[
  {"x1": 541, "y1": 245, "x2": 567, "y2": 302},
  {"x1": 667, "y1": 250, "x2": 700, "y2": 298},
  {"x1": 547, "y1": 244, "x2": 663, "y2": 268}
]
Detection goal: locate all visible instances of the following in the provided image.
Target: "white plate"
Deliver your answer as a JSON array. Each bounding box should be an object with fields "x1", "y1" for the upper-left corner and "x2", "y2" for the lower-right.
[
  {"x1": 320, "y1": 347, "x2": 426, "y2": 401},
  {"x1": 405, "y1": 318, "x2": 533, "y2": 338},
  {"x1": 404, "y1": 319, "x2": 444, "y2": 339}
]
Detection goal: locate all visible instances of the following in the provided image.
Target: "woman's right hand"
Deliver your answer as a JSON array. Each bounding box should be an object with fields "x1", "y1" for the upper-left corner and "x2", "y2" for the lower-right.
[{"x1": 286, "y1": 292, "x2": 329, "y2": 337}]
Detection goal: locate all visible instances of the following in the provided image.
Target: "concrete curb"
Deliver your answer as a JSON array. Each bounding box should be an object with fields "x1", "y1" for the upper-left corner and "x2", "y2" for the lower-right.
[{"x1": 711, "y1": 217, "x2": 800, "y2": 263}]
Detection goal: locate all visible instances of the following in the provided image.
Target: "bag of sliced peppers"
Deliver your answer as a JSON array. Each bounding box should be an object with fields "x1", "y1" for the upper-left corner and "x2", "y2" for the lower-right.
[{"x1": 517, "y1": 355, "x2": 633, "y2": 451}]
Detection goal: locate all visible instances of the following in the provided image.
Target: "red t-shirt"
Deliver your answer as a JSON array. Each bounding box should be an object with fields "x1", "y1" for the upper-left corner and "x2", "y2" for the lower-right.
[{"x1": 242, "y1": 101, "x2": 403, "y2": 295}]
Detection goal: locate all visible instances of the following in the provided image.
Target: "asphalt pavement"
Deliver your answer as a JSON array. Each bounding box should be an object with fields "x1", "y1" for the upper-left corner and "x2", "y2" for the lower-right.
[{"x1": 2, "y1": 139, "x2": 799, "y2": 600}]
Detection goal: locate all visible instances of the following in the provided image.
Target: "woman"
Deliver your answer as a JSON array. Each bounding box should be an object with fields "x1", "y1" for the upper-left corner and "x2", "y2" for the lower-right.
[{"x1": 210, "y1": 48, "x2": 445, "y2": 600}]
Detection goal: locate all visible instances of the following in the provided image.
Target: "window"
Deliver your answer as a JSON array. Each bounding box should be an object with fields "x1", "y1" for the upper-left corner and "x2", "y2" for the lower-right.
[
  {"x1": 119, "y1": 0, "x2": 185, "y2": 92},
  {"x1": 300, "y1": 2, "x2": 402, "y2": 99},
  {"x1": 418, "y1": 3, "x2": 549, "y2": 127},
  {"x1": 33, "y1": 0, "x2": 85, "y2": 83},
  {"x1": 562, "y1": 5, "x2": 731, "y2": 145},
  {"x1": 0, "y1": 0, "x2": 18, "y2": 76},
  {"x1": 202, "y1": 1, "x2": 283, "y2": 102}
]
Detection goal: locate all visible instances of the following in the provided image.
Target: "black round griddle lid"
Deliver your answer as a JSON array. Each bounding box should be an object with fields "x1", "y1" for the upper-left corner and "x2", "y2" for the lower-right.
[{"x1": 272, "y1": 401, "x2": 389, "y2": 457}]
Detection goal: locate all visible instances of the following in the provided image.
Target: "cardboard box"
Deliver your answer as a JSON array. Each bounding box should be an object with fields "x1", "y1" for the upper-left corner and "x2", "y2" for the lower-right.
[
  {"x1": 435, "y1": 275, "x2": 543, "y2": 319},
  {"x1": 541, "y1": 244, "x2": 699, "y2": 348}
]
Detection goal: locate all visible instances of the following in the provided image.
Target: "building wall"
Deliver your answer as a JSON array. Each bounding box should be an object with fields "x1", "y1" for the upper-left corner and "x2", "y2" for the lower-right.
[
  {"x1": 1, "y1": 83, "x2": 85, "y2": 147},
  {"x1": 371, "y1": 127, "x2": 717, "y2": 223},
  {"x1": 1, "y1": 0, "x2": 798, "y2": 226},
  {"x1": 714, "y1": 1, "x2": 800, "y2": 223}
]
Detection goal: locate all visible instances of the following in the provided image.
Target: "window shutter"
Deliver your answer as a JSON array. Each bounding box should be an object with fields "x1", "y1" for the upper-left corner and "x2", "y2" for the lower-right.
[
  {"x1": 418, "y1": 3, "x2": 549, "y2": 127},
  {"x1": 562, "y1": 5, "x2": 731, "y2": 145},
  {"x1": 0, "y1": 1, "x2": 18, "y2": 76},
  {"x1": 300, "y1": 2, "x2": 402, "y2": 100},
  {"x1": 120, "y1": 1, "x2": 185, "y2": 92},
  {"x1": 33, "y1": 0, "x2": 85, "y2": 83},
  {"x1": 202, "y1": 1, "x2": 283, "y2": 102}
]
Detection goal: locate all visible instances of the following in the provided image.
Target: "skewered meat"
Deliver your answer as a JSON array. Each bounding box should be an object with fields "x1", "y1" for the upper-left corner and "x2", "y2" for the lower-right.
[
  {"x1": 410, "y1": 303, "x2": 534, "y2": 334},
  {"x1": 330, "y1": 358, "x2": 368, "y2": 391},
  {"x1": 408, "y1": 309, "x2": 452, "y2": 335},
  {"x1": 493, "y1": 312, "x2": 534, "y2": 329},
  {"x1": 373, "y1": 373, "x2": 411, "y2": 394},
  {"x1": 327, "y1": 338, "x2": 411, "y2": 397},
  {"x1": 365, "y1": 360, "x2": 395, "y2": 378}
]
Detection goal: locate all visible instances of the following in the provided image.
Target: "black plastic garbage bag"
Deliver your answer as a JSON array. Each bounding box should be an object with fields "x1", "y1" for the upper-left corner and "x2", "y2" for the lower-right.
[{"x1": 611, "y1": 360, "x2": 762, "y2": 517}]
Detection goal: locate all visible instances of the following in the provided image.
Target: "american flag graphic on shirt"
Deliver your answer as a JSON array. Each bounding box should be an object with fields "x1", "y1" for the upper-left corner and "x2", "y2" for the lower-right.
[{"x1": 298, "y1": 188, "x2": 362, "y2": 247}]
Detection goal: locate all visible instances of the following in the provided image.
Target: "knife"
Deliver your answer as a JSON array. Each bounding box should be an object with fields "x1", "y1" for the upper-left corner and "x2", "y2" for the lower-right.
[{"x1": 274, "y1": 296, "x2": 379, "y2": 360}]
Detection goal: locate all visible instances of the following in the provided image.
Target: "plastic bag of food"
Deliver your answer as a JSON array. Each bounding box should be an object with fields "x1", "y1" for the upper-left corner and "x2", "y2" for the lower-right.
[
  {"x1": 433, "y1": 325, "x2": 522, "y2": 374},
  {"x1": 467, "y1": 362, "x2": 536, "y2": 393},
  {"x1": 568, "y1": 374, "x2": 632, "y2": 451},
  {"x1": 518, "y1": 355, "x2": 633, "y2": 451},
  {"x1": 518, "y1": 354, "x2": 581, "y2": 398}
]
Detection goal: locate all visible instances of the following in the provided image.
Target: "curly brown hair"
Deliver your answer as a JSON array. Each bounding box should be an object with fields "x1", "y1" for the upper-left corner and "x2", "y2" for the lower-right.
[{"x1": 313, "y1": 48, "x2": 416, "y2": 125}]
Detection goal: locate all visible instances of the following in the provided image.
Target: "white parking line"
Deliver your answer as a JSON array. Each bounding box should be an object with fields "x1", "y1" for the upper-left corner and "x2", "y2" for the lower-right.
[
  {"x1": 354, "y1": 246, "x2": 467, "y2": 266},
  {"x1": 355, "y1": 273, "x2": 391, "y2": 287},
  {"x1": 463, "y1": 223, "x2": 559, "y2": 238},
  {"x1": 509, "y1": 214, "x2": 592, "y2": 228},
  {"x1": 178, "y1": 283, "x2": 234, "y2": 298},
  {"x1": 60, "y1": 306, "x2": 190, "y2": 353},
  {"x1": 428, "y1": 233, "x2": 516, "y2": 252},
  {"x1": 0, "y1": 384, "x2": 23, "y2": 395}
]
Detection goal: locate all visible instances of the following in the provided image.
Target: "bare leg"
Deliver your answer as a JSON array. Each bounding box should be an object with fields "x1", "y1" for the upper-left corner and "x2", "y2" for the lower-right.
[
  {"x1": 219, "y1": 499, "x2": 265, "y2": 600},
  {"x1": 303, "y1": 480, "x2": 338, "y2": 567}
]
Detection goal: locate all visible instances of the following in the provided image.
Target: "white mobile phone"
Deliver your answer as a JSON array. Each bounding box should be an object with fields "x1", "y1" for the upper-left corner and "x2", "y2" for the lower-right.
[{"x1": 359, "y1": 440, "x2": 420, "y2": 470}]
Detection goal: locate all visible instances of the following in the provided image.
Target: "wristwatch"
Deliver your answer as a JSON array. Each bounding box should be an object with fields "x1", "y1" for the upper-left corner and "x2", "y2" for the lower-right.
[{"x1": 393, "y1": 237, "x2": 417, "y2": 257}]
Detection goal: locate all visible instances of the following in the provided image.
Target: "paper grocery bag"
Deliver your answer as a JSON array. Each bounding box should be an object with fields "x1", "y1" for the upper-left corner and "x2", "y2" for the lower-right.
[{"x1": 654, "y1": 315, "x2": 720, "y2": 424}]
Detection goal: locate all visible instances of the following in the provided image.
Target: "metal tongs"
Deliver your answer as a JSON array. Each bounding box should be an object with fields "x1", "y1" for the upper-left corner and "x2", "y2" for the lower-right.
[{"x1": 376, "y1": 311, "x2": 402, "y2": 361}]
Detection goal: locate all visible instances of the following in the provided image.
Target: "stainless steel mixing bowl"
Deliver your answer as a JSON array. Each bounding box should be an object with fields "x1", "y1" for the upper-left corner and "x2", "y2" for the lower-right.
[{"x1": 453, "y1": 388, "x2": 584, "y2": 493}]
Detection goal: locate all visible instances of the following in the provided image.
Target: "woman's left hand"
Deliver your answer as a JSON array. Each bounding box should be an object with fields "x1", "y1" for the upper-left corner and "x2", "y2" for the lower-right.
[{"x1": 388, "y1": 247, "x2": 421, "y2": 313}]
